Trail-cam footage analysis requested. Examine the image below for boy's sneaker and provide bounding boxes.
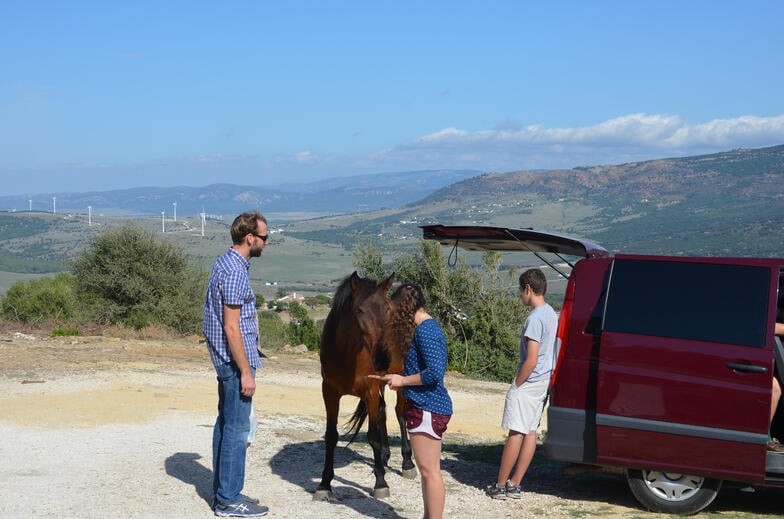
[485,483,506,500]
[505,480,522,499]
[214,500,269,517]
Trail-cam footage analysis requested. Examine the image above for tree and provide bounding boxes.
[71,222,206,333]
[352,240,387,280]
[355,239,528,382]
[0,273,79,324]
[286,301,320,350]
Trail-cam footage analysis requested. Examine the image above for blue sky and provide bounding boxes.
[2,1,783,196]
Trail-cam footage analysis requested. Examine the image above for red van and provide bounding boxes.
[422,224,784,514]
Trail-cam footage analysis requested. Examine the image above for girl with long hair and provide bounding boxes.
[369,283,452,519]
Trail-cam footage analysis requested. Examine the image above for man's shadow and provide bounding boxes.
[165,452,212,506]
[165,442,405,518]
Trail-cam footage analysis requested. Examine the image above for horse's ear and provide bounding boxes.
[379,272,395,293]
[350,271,361,292]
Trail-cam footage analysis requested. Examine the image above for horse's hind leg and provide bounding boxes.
[395,392,416,479]
[314,385,339,501]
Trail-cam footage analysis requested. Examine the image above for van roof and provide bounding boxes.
[420,225,610,259]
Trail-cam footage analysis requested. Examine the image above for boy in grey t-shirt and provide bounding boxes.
[486,268,558,500]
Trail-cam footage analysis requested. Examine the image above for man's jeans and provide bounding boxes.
[213,362,255,505]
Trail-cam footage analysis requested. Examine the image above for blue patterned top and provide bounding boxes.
[403,318,452,415]
[203,248,262,369]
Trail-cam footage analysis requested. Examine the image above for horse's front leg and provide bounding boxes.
[367,393,390,498]
[314,385,339,501]
[379,391,391,468]
[395,391,416,478]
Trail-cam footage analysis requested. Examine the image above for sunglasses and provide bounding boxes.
[252,232,269,242]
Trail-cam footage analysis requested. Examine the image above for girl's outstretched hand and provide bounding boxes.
[368,373,403,390]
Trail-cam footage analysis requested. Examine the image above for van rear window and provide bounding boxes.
[604,259,770,348]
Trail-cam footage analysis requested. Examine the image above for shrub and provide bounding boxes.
[51,327,83,337]
[71,222,206,334]
[257,310,288,349]
[304,294,331,306]
[0,273,79,324]
[354,240,527,382]
[286,301,320,351]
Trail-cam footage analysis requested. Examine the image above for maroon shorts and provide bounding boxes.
[404,402,451,440]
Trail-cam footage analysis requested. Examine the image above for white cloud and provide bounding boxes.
[4,113,784,195]
[415,113,784,149]
[384,113,784,171]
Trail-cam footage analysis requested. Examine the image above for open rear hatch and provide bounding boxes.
[420,224,609,278]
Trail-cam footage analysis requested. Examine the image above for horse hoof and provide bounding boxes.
[401,467,418,479]
[313,489,332,502]
[373,487,390,499]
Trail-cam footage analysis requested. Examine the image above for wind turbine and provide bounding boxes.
[88,206,92,226]
[173,201,177,222]
[200,208,206,237]
[161,211,165,233]
[52,195,56,214]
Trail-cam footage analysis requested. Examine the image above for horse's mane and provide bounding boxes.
[330,274,357,316]
[323,273,381,339]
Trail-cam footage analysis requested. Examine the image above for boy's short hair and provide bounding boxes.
[519,268,547,296]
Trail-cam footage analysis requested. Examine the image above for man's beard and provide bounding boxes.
[250,245,263,258]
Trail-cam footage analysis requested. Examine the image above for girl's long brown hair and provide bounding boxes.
[389,283,425,355]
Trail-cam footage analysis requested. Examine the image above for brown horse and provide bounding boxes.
[314,271,416,501]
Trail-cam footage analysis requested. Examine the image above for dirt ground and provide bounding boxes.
[1,331,783,519]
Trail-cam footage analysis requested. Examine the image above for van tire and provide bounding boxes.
[626,469,721,514]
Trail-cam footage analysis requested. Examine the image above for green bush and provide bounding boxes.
[71,222,207,334]
[0,273,79,324]
[286,301,321,350]
[354,240,528,382]
[304,294,331,306]
[255,294,266,307]
[257,310,288,349]
[122,309,152,330]
[51,327,83,337]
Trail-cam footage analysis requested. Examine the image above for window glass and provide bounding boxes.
[604,259,770,348]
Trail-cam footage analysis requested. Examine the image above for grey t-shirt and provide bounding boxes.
[518,303,558,383]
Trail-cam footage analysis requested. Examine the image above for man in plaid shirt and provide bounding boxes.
[203,210,270,517]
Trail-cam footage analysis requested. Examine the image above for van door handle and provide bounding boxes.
[726,362,767,374]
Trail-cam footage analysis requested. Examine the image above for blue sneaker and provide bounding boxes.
[240,494,260,505]
[214,500,269,517]
[505,480,522,499]
[212,494,260,508]
[485,483,506,500]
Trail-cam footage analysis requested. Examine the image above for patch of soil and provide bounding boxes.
[0,332,780,518]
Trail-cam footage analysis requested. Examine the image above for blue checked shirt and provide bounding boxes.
[203,248,262,369]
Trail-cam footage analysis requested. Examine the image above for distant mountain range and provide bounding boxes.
[0,169,483,219]
[285,144,784,258]
[2,144,783,282]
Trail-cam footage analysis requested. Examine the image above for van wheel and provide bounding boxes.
[626,469,721,514]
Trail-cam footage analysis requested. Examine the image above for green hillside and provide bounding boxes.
[1,144,783,296]
[288,144,784,257]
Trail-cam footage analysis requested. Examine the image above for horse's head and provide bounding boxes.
[349,271,395,352]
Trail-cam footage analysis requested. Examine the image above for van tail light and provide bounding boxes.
[550,275,575,389]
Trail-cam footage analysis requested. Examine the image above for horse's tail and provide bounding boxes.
[345,400,368,445]
[345,388,386,445]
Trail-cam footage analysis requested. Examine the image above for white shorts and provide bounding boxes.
[501,378,549,433]
[404,403,451,440]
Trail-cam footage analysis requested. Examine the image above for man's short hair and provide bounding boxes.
[230,210,267,244]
